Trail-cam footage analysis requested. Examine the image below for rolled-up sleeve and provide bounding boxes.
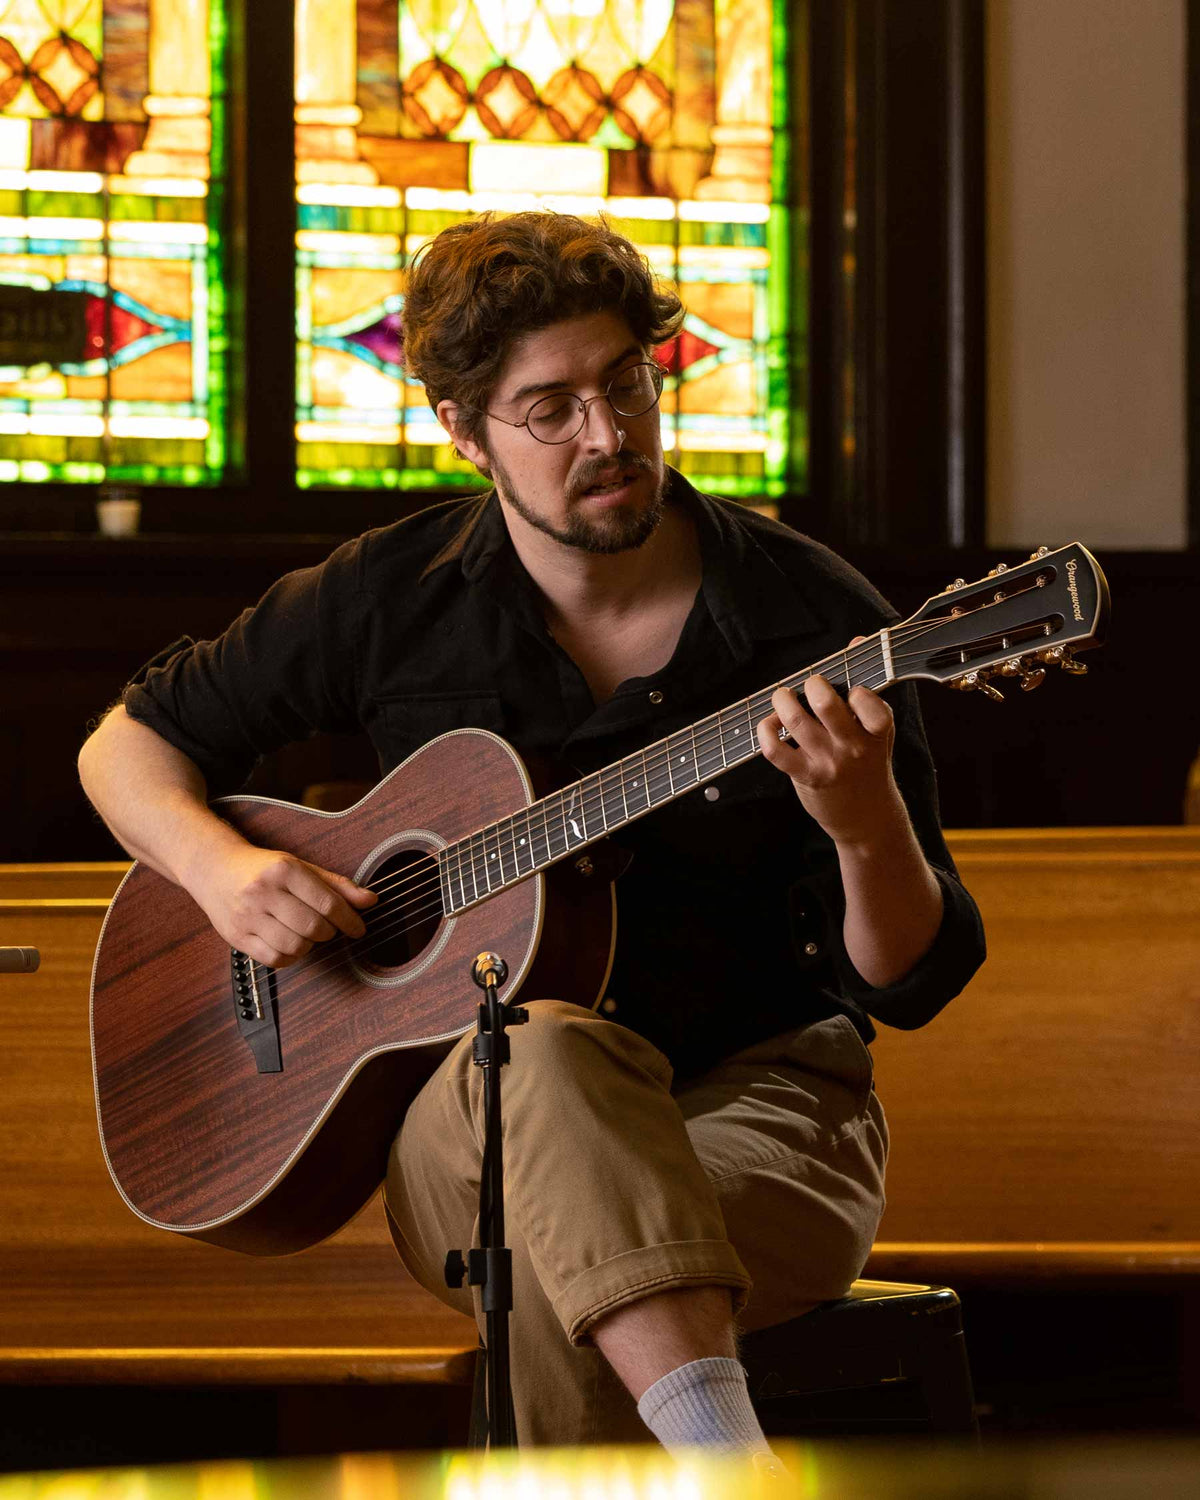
[122,537,366,795]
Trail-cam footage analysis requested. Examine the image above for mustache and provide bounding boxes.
[569,450,656,499]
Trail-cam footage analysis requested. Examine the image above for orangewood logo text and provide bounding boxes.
[1065,559,1084,621]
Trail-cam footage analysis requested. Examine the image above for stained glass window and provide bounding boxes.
[295,0,799,499]
[0,1,232,485]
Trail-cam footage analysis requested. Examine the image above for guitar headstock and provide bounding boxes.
[895,543,1109,699]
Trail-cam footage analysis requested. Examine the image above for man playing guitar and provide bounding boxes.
[79,212,985,1453]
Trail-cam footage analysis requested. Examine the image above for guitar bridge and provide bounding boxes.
[231,949,282,1073]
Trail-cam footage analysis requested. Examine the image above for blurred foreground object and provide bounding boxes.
[3,1439,1200,1499]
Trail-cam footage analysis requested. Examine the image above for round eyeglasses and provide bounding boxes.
[482,361,665,445]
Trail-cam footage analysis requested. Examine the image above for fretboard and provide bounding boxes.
[438,628,896,916]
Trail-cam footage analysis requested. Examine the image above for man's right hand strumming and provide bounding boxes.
[78,705,376,969]
[185,843,377,969]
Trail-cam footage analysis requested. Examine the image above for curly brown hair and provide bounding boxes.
[401,212,684,458]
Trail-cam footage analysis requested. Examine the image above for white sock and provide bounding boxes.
[636,1356,771,1455]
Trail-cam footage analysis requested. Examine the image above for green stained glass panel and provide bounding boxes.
[0,1,235,485]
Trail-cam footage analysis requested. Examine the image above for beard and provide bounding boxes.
[488,447,666,556]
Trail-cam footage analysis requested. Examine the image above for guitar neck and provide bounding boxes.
[438,629,897,916]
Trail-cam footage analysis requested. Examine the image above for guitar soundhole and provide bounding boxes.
[358,848,444,970]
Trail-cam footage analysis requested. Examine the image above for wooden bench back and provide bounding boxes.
[2,828,1197,1379]
[869,828,1200,1280]
[0,864,474,1382]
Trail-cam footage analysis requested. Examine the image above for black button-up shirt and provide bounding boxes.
[124,470,985,1079]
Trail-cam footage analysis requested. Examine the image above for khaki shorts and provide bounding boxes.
[384,1000,888,1446]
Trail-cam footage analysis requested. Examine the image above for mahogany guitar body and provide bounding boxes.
[90,730,616,1255]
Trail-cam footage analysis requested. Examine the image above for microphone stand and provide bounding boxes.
[445,952,527,1448]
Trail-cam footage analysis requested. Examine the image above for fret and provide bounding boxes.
[563,783,586,848]
[748,699,765,754]
[512,809,535,877]
[437,850,453,917]
[598,768,624,830]
[533,799,554,867]
[543,794,565,864]
[666,728,699,794]
[548,789,570,857]
[618,762,630,821]
[638,744,661,807]
[510,814,532,876]
[500,821,518,886]
[453,840,470,909]
[456,840,471,906]
[481,824,500,893]
[578,775,595,839]
[623,751,650,816]
[720,702,753,765]
[594,771,612,833]
[467,834,486,904]
[645,746,667,807]
[487,819,507,885]
[692,721,719,783]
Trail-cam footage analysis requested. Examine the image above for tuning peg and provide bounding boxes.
[1019,667,1046,692]
[1035,644,1089,676]
[952,670,1005,702]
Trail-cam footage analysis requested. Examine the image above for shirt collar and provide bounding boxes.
[677,473,824,657]
[424,469,826,653]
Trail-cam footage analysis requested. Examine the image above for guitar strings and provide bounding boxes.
[261,613,1044,1000]
[297,610,1041,967]
[303,628,905,928]
[343,625,996,950]
[342,609,1023,922]
[252,633,901,997]
[291,611,1042,975]
[341,615,949,915]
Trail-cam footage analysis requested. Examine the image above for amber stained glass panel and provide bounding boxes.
[296,0,799,499]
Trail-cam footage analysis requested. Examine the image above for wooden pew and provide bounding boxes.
[0,863,477,1395]
[866,827,1200,1287]
[2,829,1197,1401]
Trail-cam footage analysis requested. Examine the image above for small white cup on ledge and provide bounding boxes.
[96,486,142,537]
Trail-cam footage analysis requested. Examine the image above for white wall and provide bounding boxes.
[986,0,1187,549]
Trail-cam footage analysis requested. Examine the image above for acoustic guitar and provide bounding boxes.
[91,543,1109,1255]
